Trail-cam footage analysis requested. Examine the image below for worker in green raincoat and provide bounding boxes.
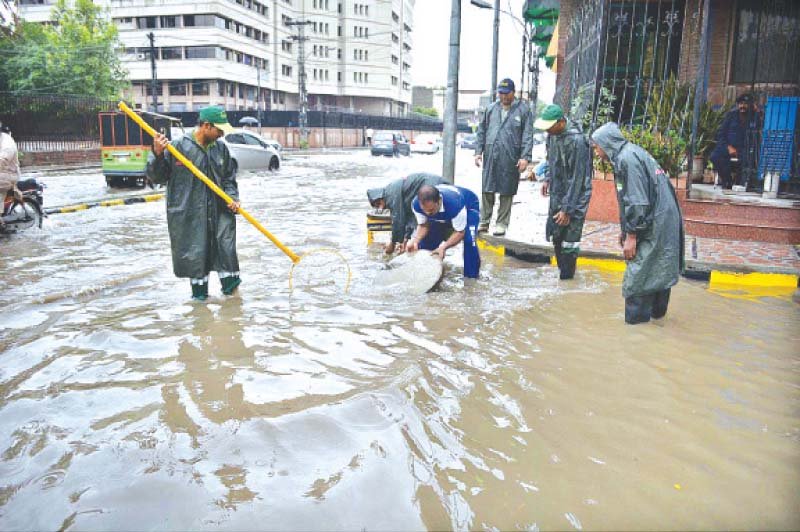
[590,122,685,324]
[534,104,593,280]
[367,172,447,254]
[146,106,241,301]
[474,78,534,236]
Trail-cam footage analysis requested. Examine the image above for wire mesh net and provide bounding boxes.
[288,248,352,295]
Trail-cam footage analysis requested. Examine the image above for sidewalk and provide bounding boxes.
[465,177,800,286]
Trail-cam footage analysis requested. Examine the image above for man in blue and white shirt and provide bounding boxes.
[407,184,481,278]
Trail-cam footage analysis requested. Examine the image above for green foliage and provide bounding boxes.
[299,139,309,150]
[570,84,617,132]
[622,126,687,179]
[0,0,128,99]
[412,106,439,118]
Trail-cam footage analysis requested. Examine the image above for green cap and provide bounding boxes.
[198,106,234,135]
[534,104,565,130]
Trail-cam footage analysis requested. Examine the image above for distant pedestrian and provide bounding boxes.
[709,93,761,189]
[366,127,374,146]
[591,122,685,325]
[406,184,481,279]
[474,78,534,236]
[0,121,21,206]
[367,172,447,254]
[146,106,241,301]
[534,104,593,280]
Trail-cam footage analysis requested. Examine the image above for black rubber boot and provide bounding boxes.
[652,288,671,319]
[625,294,655,324]
[221,276,241,295]
[191,282,208,301]
[559,253,578,280]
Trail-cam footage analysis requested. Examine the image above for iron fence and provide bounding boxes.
[556,0,800,194]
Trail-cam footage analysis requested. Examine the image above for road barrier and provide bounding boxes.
[45,193,164,215]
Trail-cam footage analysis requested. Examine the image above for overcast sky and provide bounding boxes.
[410,0,555,102]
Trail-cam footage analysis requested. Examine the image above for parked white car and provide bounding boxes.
[410,133,442,154]
[219,130,281,171]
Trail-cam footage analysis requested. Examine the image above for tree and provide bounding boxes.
[413,106,439,118]
[0,0,128,99]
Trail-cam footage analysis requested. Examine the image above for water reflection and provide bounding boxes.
[0,152,798,530]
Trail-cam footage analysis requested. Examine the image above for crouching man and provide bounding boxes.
[590,123,685,324]
[406,184,481,279]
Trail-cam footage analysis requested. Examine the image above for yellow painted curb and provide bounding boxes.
[60,205,89,213]
[144,194,164,202]
[478,239,505,257]
[100,199,125,207]
[550,255,627,273]
[710,271,798,289]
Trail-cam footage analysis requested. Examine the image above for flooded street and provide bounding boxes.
[1,150,798,530]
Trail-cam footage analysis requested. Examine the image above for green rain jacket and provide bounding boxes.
[367,173,446,244]
[591,123,685,298]
[544,119,593,243]
[475,99,534,196]
[146,132,240,279]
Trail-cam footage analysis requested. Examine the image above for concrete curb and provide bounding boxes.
[45,193,164,215]
[477,235,800,290]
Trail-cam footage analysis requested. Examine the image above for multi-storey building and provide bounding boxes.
[18,0,414,115]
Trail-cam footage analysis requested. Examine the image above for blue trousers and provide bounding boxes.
[418,187,481,279]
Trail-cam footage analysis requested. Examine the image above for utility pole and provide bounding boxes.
[148,32,158,112]
[442,0,461,184]
[287,20,312,146]
[490,0,500,101]
[256,62,262,135]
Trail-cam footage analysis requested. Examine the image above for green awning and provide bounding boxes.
[523,0,559,23]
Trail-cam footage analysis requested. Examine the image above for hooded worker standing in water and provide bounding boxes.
[590,122,685,324]
[534,104,593,280]
[147,106,241,301]
[367,173,447,254]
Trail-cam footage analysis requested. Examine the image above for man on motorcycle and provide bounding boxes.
[0,122,21,208]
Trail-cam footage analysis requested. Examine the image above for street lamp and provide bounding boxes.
[471,0,500,102]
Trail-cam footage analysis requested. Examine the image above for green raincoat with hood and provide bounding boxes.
[367,173,446,245]
[590,123,684,298]
[475,99,534,195]
[146,133,240,279]
[544,119,593,244]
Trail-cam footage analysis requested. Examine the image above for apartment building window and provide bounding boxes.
[281,40,293,52]
[364,5,368,16]
[239,85,244,98]
[325,23,329,34]
[136,16,157,29]
[192,81,210,96]
[364,73,368,84]
[403,82,410,91]
[169,83,187,96]
[364,50,368,61]
[337,48,342,59]
[281,64,293,77]
[391,55,398,65]
[145,83,162,96]
[353,49,357,60]
[364,27,368,39]
[161,47,182,60]
[160,15,177,28]
[282,14,291,26]
[392,33,399,44]
[218,81,226,97]
[391,76,398,86]
[402,62,409,72]
[338,71,342,82]
[185,46,218,59]
[392,11,399,23]
[337,25,342,36]
[338,2,342,14]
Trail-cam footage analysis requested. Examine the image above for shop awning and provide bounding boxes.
[523,0,559,71]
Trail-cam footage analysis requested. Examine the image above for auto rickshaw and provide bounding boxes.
[98,109,184,188]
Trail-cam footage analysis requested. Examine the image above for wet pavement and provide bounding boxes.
[1,150,799,530]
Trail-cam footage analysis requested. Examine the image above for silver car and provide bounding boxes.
[220,130,281,171]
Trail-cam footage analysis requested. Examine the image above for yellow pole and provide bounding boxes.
[118,101,301,264]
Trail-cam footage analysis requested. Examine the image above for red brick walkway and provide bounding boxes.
[580,221,800,272]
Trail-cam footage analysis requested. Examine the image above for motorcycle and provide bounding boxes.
[1,178,44,234]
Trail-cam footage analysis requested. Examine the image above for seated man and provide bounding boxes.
[367,173,446,254]
[406,184,481,279]
[709,93,760,189]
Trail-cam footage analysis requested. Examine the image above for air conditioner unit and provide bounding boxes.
[136,53,147,60]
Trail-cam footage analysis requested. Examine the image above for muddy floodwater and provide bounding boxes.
[1,150,798,530]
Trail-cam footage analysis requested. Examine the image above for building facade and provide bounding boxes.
[19,0,414,115]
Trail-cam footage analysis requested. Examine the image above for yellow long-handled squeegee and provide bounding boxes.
[118,101,351,292]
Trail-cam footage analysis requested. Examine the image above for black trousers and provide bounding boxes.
[553,240,578,280]
[625,288,672,324]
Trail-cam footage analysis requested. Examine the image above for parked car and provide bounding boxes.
[261,138,283,153]
[410,133,442,154]
[371,131,411,157]
[460,133,479,150]
[219,130,281,171]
